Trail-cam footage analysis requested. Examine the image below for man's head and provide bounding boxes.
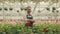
[26,6,31,14]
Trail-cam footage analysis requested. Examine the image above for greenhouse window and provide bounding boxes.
[17,10,19,12]
[21,8,23,11]
[0,8,2,11]
[46,7,50,11]
[4,8,8,11]
[25,8,27,11]
[9,8,13,11]
[52,7,56,10]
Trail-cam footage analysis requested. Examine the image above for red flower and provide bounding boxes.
[43,28,48,32]
[25,21,30,26]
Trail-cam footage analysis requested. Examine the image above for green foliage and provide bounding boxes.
[0,23,60,34]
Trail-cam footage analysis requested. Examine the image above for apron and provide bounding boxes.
[25,14,33,27]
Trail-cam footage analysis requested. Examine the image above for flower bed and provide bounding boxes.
[0,23,60,34]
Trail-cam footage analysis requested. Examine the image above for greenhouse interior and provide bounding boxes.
[0,0,60,34]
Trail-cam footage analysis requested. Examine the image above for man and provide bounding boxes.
[25,6,35,28]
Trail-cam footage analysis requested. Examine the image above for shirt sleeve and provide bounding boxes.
[32,14,35,20]
[23,14,30,24]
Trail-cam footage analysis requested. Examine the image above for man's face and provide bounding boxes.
[27,8,31,14]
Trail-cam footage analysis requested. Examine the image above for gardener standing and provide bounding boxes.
[25,6,35,28]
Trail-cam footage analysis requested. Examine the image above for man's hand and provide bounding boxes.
[28,19,35,23]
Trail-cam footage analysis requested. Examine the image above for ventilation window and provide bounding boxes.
[9,8,13,11]
[52,7,56,10]
[46,8,50,11]
[21,8,24,10]
[17,10,19,12]
[4,8,8,11]
[21,8,23,11]
[0,8,2,11]
[25,8,27,11]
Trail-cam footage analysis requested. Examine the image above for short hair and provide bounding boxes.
[26,6,31,9]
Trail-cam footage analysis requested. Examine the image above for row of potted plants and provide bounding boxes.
[0,23,60,34]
